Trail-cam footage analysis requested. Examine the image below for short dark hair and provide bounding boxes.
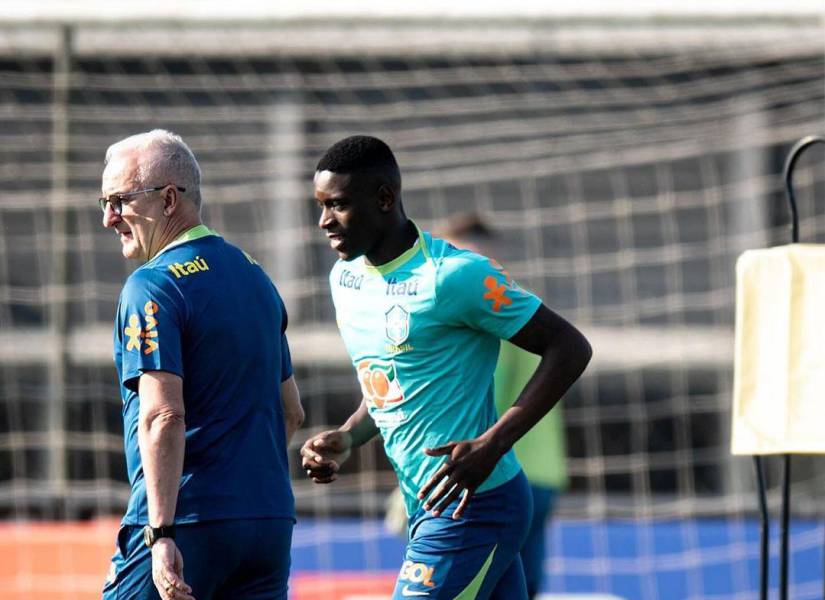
[316,135,399,178]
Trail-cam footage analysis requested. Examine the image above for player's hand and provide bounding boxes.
[300,430,353,484]
[151,538,194,600]
[417,438,501,520]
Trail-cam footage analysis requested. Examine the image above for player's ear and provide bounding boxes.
[376,184,396,213]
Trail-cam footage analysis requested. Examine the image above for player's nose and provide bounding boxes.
[318,205,335,229]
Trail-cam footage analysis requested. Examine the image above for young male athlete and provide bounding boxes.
[101,130,302,600]
[301,136,591,599]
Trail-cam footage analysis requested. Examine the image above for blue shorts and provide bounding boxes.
[521,484,559,598]
[102,518,293,600]
[392,470,532,600]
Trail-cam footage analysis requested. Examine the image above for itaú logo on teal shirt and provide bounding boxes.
[385,276,420,296]
[357,358,404,409]
[338,269,364,290]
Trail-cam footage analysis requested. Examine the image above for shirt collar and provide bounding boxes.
[364,222,429,275]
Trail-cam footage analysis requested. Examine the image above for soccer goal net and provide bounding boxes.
[0,10,823,599]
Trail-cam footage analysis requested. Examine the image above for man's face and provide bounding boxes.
[314,170,382,261]
[101,153,165,261]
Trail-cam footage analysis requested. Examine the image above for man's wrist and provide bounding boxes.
[335,427,355,448]
[143,524,176,548]
[480,429,512,459]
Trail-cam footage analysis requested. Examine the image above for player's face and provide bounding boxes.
[314,169,383,261]
[101,153,166,262]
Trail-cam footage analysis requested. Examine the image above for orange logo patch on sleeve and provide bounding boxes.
[124,315,142,352]
[483,275,513,313]
[124,300,160,354]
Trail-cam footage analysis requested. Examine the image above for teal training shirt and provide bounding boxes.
[330,226,542,517]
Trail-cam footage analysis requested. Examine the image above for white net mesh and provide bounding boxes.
[0,17,824,599]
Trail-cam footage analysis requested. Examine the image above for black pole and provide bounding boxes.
[754,456,769,600]
[779,454,791,600]
[778,135,824,600]
[782,135,825,246]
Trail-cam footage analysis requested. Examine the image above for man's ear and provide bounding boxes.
[377,184,396,212]
[162,185,179,217]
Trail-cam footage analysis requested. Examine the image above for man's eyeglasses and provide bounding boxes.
[98,185,186,215]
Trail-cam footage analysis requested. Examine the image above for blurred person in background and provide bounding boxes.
[301,135,590,600]
[100,129,302,600]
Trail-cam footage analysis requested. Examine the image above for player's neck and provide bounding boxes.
[364,219,417,267]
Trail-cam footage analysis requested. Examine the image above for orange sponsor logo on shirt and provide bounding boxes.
[124,300,160,355]
[482,259,520,313]
[357,359,404,409]
[483,276,513,313]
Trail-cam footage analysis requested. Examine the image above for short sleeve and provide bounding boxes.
[436,252,542,340]
[115,270,186,391]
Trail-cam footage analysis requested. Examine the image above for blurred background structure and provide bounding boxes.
[0,2,824,599]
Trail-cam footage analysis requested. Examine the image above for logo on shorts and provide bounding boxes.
[385,304,410,345]
[124,300,160,355]
[357,358,404,409]
[398,560,437,593]
[402,586,430,597]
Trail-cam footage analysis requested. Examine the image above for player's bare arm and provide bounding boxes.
[301,398,378,483]
[419,304,591,519]
[280,375,305,443]
[138,370,194,600]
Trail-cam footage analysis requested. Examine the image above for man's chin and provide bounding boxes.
[331,241,355,261]
[121,242,143,261]
[339,248,365,261]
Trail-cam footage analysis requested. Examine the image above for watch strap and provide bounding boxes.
[144,524,176,547]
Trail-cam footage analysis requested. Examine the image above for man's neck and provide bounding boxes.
[364,219,418,267]
[147,216,202,261]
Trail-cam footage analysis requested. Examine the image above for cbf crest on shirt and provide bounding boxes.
[329,226,542,517]
[384,304,410,346]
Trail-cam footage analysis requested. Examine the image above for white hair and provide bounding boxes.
[105,129,202,208]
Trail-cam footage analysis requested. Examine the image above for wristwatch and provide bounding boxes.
[143,524,176,548]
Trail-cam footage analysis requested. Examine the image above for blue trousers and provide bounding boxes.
[102,518,293,600]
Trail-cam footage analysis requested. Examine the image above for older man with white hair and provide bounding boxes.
[100,130,303,600]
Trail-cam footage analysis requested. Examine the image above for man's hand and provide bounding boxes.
[300,430,353,483]
[151,538,194,600]
[417,438,502,520]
